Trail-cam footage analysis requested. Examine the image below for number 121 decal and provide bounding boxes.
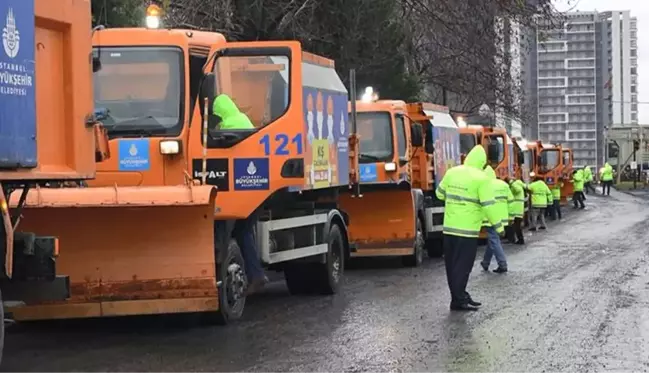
[259,133,303,156]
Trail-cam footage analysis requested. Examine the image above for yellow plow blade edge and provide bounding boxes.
[8,186,219,320]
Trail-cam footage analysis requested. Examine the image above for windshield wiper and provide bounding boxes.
[110,115,158,129]
[359,154,382,162]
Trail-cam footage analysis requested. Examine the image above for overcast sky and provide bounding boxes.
[554,0,648,124]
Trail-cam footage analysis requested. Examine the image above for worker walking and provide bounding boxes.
[600,163,614,196]
[506,178,525,245]
[548,180,562,220]
[583,166,596,195]
[572,169,586,209]
[436,145,503,312]
[528,175,551,231]
[480,166,509,273]
[213,93,268,294]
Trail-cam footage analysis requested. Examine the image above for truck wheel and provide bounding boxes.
[316,223,345,294]
[426,238,444,258]
[204,239,246,325]
[284,223,345,295]
[284,264,311,295]
[403,219,425,267]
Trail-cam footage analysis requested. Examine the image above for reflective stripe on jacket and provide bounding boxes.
[601,163,613,181]
[481,166,510,227]
[508,179,525,218]
[436,145,504,237]
[528,180,552,208]
[573,169,584,192]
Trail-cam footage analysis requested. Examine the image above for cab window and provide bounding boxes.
[395,115,407,162]
[563,151,571,167]
[485,135,505,166]
[212,55,289,128]
[356,111,394,163]
[459,133,476,154]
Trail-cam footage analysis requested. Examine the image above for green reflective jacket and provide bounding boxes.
[551,182,562,200]
[436,145,503,237]
[583,166,593,182]
[481,166,510,227]
[600,163,613,181]
[529,180,552,208]
[212,94,254,130]
[573,169,584,192]
[508,179,525,219]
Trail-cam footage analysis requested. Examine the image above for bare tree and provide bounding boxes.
[401,0,572,121]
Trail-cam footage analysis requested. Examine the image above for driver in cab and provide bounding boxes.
[213,93,255,130]
[212,93,267,294]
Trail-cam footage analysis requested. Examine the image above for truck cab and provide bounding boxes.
[459,125,510,180]
[525,141,564,189]
[351,100,414,184]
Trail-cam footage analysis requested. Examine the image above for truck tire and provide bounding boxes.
[426,237,444,258]
[204,239,246,325]
[284,223,345,295]
[403,219,425,267]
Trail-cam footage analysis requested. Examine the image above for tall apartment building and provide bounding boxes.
[526,11,638,168]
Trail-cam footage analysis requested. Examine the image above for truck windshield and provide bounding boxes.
[539,150,560,172]
[459,133,476,154]
[93,46,183,136]
[356,111,393,163]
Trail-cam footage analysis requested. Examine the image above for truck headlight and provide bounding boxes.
[160,140,181,155]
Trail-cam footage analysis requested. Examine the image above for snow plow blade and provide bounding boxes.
[7,186,218,320]
[340,189,416,257]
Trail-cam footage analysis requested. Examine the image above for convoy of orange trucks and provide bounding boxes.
[0,1,580,362]
[341,99,459,262]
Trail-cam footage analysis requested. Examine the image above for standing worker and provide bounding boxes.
[436,145,503,312]
[572,169,586,209]
[548,180,563,221]
[213,93,269,294]
[506,178,526,245]
[583,166,596,195]
[528,174,551,231]
[480,166,509,274]
[600,162,614,196]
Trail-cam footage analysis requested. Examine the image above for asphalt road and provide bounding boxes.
[4,189,649,372]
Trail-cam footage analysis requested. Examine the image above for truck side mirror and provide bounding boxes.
[518,150,524,164]
[200,73,221,129]
[201,72,216,114]
[410,123,423,147]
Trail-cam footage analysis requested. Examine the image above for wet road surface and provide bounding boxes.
[4,190,649,371]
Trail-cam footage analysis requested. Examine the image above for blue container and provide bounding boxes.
[0,0,36,169]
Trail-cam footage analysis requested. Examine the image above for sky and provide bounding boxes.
[554,0,649,124]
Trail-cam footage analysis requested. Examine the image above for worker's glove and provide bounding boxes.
[498,229,506,238]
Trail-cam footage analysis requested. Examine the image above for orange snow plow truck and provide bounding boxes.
[8,24,359,324]
[0,0,110,362]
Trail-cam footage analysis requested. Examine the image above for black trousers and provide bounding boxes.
[549,200,561,220]
[573,191,585,208]
[506,217,524,243]
[602,180,612,195]
[443,234,478,304]
[584,182,596,194]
